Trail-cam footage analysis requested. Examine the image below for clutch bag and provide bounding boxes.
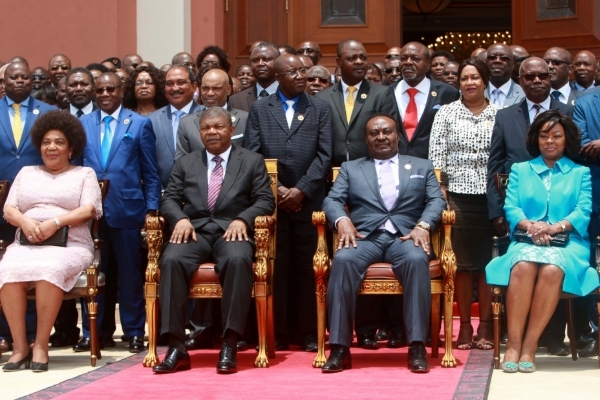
[513,229,569,248]
[19,226,69,247]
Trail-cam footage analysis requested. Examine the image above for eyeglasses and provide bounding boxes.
[487,55,512,62]
[200,60,220,67]
[95,85,121,94]
[165,80,191,88]
[442,71,459,76]
[31,75,47,80]
[298,48,318,55]
[307,77,329,84]
[134,80,155,87]
[51,65,70,71]
[278,67,309,77]
[384,67,400,74]
[384,54,400,60]
[544,59,570,66]
[520,72,550,81]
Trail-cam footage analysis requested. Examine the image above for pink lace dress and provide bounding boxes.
[0,166,103,292]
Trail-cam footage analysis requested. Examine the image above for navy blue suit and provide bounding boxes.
[80,107,161,338]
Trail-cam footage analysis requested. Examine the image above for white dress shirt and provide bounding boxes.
[70,102,94,116]
[395,78,431,121]
[525,96,552,123]
[206,145,232,181]
[551,82,572,104]
[100,106,121,142]
[340,79,363,103]
[487,80,512,108]
[256,81,279,98]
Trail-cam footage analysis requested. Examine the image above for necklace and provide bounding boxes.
[464,100,488,116]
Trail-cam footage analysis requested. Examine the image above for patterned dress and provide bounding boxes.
[0,166,103,292]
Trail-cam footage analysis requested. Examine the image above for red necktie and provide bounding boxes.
[403,88,418,141]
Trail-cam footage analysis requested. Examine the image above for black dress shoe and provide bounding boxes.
[129,336,145,353]
[408,343,430,373]
[2,351,32,371]
[103,335,116,348]
[50,333,79,348]
[547,341,570,356]
[120,335,128,342]
[0,340,12,353]
[31,360,49,373]
[152,347,191,373]
[375,328,390,341]
[237,340,249,352]
[185,336,214,350]
[387,332,407,348]
[73,338,104,352]
[579,340,599,357]
[216,344,238,374]
[357,335,379,350]
[322,345,352,373]
[301,335,318,352]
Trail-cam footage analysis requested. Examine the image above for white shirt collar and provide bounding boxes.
[400,77,430,95]
[222,102,228,110]
[525,96,552,112]
[340,79,363,93]
[489,79,512,96]
[170,100,194,115]
[70,102,94,116]
[373,153,399,165]
[206,145,233,165]
[256,81,279,96]
[554,82,572,103]
[100,105,121,122]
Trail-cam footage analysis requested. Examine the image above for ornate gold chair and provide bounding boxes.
[0,179,109,367]
[312,168,458,368]
[143,159,277,368]
[490,173,600,369]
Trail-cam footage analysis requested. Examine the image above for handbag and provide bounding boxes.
[513,229,569,247]
[19,226,69,247]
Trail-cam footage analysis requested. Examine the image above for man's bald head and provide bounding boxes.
[305,65,331,96]
[471,48,486,58]
[200,68,231,108]
[486,43,514,86]
[573,50,597,90]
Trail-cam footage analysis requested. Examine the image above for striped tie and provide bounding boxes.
[12,104,23,148]
[207,156,224,211]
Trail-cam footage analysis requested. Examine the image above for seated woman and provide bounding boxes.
[486,110,600,373]
[0,111,102,372]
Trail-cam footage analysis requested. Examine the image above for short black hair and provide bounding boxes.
[278,45,297,55]
[364,112,400,135]
[526,109,581,159]
[432,50,456,62]
[235,64,252,75]
[366,64,382,79]
[458,58,490,87]
[65,67,94,86]
[200,107,232,127]
[195,45,231,73]
[85,63,109,73]
[336,39,362,58]
[33,84,57,103]
[166,65,197,84]
[30,110,87,161]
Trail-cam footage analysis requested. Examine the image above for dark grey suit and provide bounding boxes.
[158,146,275,341]
[229,86,258,112]
[323,155,446,347]
[176,106,247,159]
[317,80,400,166]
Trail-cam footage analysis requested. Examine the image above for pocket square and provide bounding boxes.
[432,104,441,110]
[409,175,424,179]
[123,133,133,140]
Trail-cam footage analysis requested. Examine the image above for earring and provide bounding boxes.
[69,153,72,160]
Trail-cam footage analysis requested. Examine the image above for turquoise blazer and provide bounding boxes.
[486,156,599,296]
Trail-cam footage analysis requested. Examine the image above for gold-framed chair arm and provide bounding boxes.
[312,210,330,368]
[253,215,272,367]
[143,214,164,367]
[440,209,458,368]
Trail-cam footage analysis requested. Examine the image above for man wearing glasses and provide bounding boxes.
[245,54,333,352]
[30,67,50,95]
[47,54,71,87]
[543,47,580,106]
[485,43,525,108]
[80,72,161,354]
[305,65,331,96]
[297,41,322,66]
[441,61,459,89]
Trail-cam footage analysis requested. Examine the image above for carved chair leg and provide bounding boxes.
[565,299,578,361]
[492,289,502,369]
[87,296,101,367]
[313,287,328,368]
[266,292,275,359]
[254,282,269,368]
[431,293,441,358]
[143,282,160,367]
[441,279,457,367]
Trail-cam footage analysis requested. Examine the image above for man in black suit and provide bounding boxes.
[487,57,575,356]
[229,43,280,112]
[245,55,333,351]
[316,39,399,166]
[543,47,580,106]
[152,107,275,374]
[391,42,459,159]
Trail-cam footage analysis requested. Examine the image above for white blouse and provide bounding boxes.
[428,100,499,194]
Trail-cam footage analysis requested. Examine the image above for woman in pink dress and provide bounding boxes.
[0,111,102,372]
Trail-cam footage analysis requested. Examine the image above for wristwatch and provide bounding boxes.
[416,221,430,231]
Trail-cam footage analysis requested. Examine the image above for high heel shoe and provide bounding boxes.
[2,351,32,372]
[31,360,49,373]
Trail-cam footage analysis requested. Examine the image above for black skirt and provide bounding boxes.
[447,192,494,272]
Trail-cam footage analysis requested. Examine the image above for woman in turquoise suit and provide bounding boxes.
[486,109,599,373]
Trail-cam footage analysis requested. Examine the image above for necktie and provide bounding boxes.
[259,89,269,98]
[207,156,224,211]
[345,86,356,124]
[403,88,419,141]
[380,160,397,210]
[172,110,185,147]
[551,90,562,101]
[12,104,22,148]
[532,104,541,121]
[285,100,295,129]
[491,89,501,106]
[101,116,114,168]
[76,109,84,118]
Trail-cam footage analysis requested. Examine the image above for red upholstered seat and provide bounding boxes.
[364,260,441,280]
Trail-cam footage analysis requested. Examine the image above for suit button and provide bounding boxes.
[15,155,20,159]
[287,140,291,144]
[346,140,350,145]
[210,215,214,219]
[408,146,412,150]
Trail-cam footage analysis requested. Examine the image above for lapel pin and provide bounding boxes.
[33,109,39,115]
[361,93,367,99]
[571,100,575,106]
[124,118,130,125]
[431,91,437,97]
[298,115,304,121]
[231,116,236,122]
[404,164,412,170]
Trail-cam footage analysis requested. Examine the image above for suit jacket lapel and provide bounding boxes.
[331,83,348,130]
[105,108,130,168]
[413,83,437,139]
[517,100,530,136]
[229,108,241,129]
[248,87,258,109]
[90,111,103,167]
[19,98,38,153]
[161,107,176,156]
[395,157,412,205]
[268,95,289,132]
[213,146,242,211]
[195,151,209,211]
[360,158,387,210]
[349,80,369,126]
[288,93,310,136]
[0,99,16,151]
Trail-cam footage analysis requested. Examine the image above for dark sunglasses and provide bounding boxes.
[95,85,121,94]
[442,71,459,76]
[487,55,512,62]
[384,67,400,74]
[521,72,550,81]
[31,74,47,80]
[543,59,570,66]
[307,77,329,84]
[51,65,70,71]
[384,54,399,60]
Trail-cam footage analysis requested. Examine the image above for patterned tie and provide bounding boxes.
[207,156,224,212]
[172,110,185,147]
[532,104,541,121]
[551,90,562,101]
[403,88,419,141]
[101,116,114,168]
[345,86,356,124]
[12,103,22,148]
[380,160,397,210]
[76,109,84,118]
[259,89,269,98]
[491,89,501,107]
[285,100,295,129]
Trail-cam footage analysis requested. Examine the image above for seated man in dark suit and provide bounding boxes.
[152,107,275,374]
[322,113,446,373]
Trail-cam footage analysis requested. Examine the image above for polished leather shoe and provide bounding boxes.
[387,332,407,348]
[408,343,430,373]
[300,336,318,352]
[152,347,191,373]
[216,344,238,374]
[185,335,214,350]
[357,335,379,350]
[73,338,104,352]
[237,340,249,352]
[578,340,599,357]
[0,339,12,353]
[547,341,570,356]
[375,328,390,341]
[129,336,145,353]
[50,333,79,348]
[322,345,352,373]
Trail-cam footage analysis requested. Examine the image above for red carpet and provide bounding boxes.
[28,320,491,400]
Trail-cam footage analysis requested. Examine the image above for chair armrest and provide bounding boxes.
[144,215,165,283]
[312,211,330,302]
[253,216,273,283]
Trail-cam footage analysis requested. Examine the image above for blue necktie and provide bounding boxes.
[101,115,114,168]
[172,110,185,147]
[551,90,562,101]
